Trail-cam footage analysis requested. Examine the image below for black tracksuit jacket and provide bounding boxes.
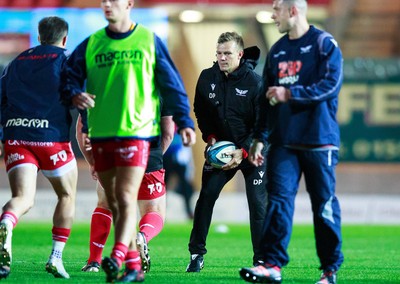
[189,47,267,263]
[193,46,263,155]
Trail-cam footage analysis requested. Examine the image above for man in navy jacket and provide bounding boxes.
[240,1,344,284]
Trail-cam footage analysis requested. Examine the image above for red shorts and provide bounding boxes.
[138,169,166,200]
[3,140,76,177]
[91,140,150,172]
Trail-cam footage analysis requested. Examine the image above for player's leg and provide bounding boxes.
[0,165,38,279]
[96,139,149,283]
[186,164,235,272]
[2,165,38,217]
[301,150,343,281]
[239,146,300,283]
[164,148,195,219]
[172,147,196,219]
[259,146,300,267]
[137,197,166,243]
[0,142,39,279]
[44,155,77,279]
[112,166,144,254]
[175,161,195,219]
[100,166,145,282]
[95,168,121,283]
[135,169,167,273]
[82,182,112,272]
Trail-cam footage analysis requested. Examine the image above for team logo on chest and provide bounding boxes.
[278,60,302,85]
[235,88,248,97]
[300,45,312,54]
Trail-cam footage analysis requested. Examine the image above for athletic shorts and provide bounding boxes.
[91,140,150,172]
[3,140,76,178]
[138,169,166,200]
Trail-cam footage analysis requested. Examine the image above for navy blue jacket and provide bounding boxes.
[0,45,72,142]
[255,25,343,147]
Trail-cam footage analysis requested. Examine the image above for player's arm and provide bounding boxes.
[0,64,9,157]
[76,114,97,180]
[154,35,195,146]
[76,114,94,166]
[287,35,343,104]
[160,115,174,154]
[193,75,218,144]
[60,37,95,110]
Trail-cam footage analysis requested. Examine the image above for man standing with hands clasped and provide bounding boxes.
[186,31,267,272]
[239,0,344,284]
[61,0,196,282]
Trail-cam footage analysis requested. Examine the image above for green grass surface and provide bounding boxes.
[4,222,400,283]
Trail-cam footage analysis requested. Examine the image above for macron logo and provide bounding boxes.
[211,84,216,91]
[258,171,265,178]
[6,118,49,129]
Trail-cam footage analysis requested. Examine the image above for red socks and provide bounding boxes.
[111,242,128,268]
[52,227,71,242]
[138,212,164,242]
[0,211,18,228]
[85,209,163,268]
[125,250,142,271]
[88,207,113,263]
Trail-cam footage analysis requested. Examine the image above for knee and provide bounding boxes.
[199,187,218,200]
[57,191,76,203]
[9,195,35,214]
[115,195,131,208]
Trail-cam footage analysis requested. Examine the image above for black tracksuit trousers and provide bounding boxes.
[188,159,267,264]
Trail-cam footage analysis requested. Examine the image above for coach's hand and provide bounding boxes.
[204,137,216,160]
[248,139,264,166]
[222,149,243,170]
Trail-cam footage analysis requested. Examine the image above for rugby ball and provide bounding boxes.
[207,141,237,169]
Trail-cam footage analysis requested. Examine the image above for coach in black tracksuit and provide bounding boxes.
[186,32,267,272]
